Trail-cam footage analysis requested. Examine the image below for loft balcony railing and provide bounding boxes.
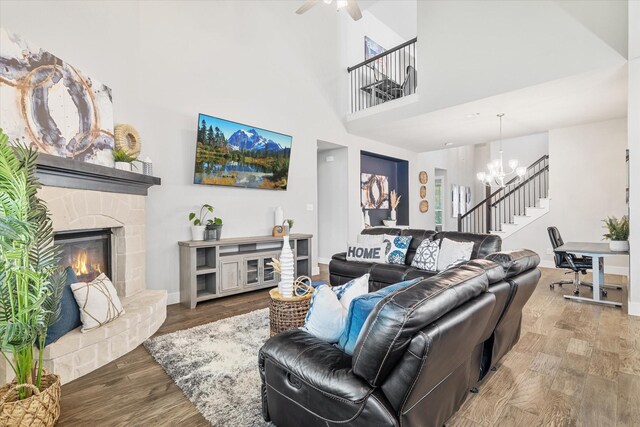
[347,37,417,114]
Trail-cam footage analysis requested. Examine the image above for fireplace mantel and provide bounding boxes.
[36,152,161,196]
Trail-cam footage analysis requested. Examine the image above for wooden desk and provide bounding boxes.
[554,242,628,308]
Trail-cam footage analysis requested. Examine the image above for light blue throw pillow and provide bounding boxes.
[337,277,423,355]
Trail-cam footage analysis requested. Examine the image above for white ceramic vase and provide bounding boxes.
[278,235,295,297]
[390,209,397,221]
[609,240,629,252]
[191,225,205,241]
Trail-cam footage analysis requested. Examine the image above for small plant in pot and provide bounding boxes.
[189,204,214,241]
[0,129,66,425]
[206,217,223,241]
[602,215,629,252]
[112,148,136,171]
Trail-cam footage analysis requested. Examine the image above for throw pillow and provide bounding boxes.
[346,243,387,264]
[302,285,347,343]
[337,277,423,355]
[302,274,370,343]
[436,238,474,271]
[357,233,384,245]
[71,273,125,332]
[411,239,440,271]
[383,234,413,265]
[332,273,370,310]
[42,267,82,347]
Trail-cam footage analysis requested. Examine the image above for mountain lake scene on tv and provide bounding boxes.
[193,114,292,190]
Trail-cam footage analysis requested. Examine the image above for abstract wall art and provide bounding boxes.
[0,28,115,166]
[361,173,389,209]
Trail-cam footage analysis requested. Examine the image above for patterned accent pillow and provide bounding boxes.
[411,239,440,271]
[71,273,125,332]
[383,234,413,265]
[436,238,474,271]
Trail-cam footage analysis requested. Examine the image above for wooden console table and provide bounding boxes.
[178,234,313,309]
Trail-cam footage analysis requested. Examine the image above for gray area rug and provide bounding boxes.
[144,309,270,426]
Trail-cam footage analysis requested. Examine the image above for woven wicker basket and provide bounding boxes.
[269,288,312,337]
[0,371,61,427]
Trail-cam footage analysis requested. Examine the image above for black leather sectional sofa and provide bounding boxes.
[259,228,540,427]
[330,228,502,290]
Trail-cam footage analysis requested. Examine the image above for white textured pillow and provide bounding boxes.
[411,239,440,271]
[357,233,384,245]
[71,274,124,332]
[436,238,474,271]
[332,273,370,310]
[302,274,370,343]
[302,285,347,342]
[346,243,387,264]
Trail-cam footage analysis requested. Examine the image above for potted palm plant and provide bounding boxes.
[602,215,630,252]
[0,129,66,426]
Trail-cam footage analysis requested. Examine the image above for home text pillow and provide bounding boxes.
[436,238,474,271]
[357,233,384,245]
[383,234,413,265]
[337,277,423,355]
[302,285,347,343]
[43,267,82,347]
[346,243,387,264]
[71,273,125,332]
[411,239,440,271]
[302,274,370,343]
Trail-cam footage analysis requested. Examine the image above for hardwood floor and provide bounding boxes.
[57,267,640,426]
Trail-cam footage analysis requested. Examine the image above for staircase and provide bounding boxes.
[458,155,549,238]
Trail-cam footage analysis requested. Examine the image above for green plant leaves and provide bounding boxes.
[602,215,629,241]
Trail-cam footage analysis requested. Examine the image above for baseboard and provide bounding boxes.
[628,301,640,317]
[167,291,180,305]
[538,260,629,277]
[317,257,331,265]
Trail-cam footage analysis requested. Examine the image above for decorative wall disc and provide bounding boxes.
[419,200,429,213]
[114,124,141,157]
[420,185,427,199]
[419,171,428,184]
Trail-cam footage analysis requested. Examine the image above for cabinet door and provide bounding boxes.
[219,257,242,293]
[261,254,279,287]
[244,257,261,288]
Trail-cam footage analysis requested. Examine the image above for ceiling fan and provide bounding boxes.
[296,0,363,21]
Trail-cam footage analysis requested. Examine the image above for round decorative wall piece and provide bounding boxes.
[419,200,429,213]
[419,171,428,184]
[114,124,141,157]
[420,185,427,199]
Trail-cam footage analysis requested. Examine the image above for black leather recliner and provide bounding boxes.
[259,249,541,427]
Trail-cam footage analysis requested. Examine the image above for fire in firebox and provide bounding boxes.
[71,250,104,280]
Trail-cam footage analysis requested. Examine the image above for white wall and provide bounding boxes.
[503,118,629,272]
[0,1,421,303]
[627,0,640,315]
[317,146,348,264]
[416,145,479,231]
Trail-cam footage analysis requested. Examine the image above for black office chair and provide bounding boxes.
[547,226,600,296]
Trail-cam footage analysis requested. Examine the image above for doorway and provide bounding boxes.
[317,141,349,265]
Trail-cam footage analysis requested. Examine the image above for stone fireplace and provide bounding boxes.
[0,156,166,385]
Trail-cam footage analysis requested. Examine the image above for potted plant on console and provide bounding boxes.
[112,148,136,171]
[0,129,66,426]
[189,203,216,241]
[206,217,223,241]
[603,215,629,252]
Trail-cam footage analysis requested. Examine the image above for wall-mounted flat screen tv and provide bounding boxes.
[193,113,292,190]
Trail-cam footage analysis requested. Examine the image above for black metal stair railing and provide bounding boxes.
[347,38,417,113]
[458,155,549,234]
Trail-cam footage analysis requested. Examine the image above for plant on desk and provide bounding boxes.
[602,215,629,252]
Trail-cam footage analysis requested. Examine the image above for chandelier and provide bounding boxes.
[477,114,526,188]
